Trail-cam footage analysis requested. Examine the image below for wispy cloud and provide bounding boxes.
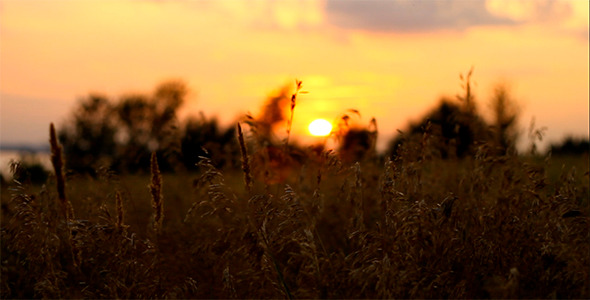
[486,0,572,23]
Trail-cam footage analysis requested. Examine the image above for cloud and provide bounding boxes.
[324,0,576,32]
[325,0,515,32]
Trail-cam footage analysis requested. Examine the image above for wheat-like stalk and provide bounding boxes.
[115,191,127,233]
[237,122,252,193]
[49,123,81,270]
[149,152,163,235]
[285,80,302,148]
[49,123,74,220]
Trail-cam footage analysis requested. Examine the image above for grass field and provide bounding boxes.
[1,125,588,299]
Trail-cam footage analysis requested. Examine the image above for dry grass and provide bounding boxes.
[1,114,589,299]
[49,123,73,221]
[237,122,252,194]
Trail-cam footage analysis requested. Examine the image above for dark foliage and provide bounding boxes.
[10,161,49,185]
[388,99,489,159]
[180,116,240,170]
[339,128,375,163]
[388,73,519,160]
[58,95,117,175]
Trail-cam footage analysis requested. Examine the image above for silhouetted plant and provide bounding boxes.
[337,116,378,163]
[457,67,477,114]
[489,84,520,155]
[8,156,49,185]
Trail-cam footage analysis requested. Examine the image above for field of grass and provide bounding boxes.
[1,123,588,299]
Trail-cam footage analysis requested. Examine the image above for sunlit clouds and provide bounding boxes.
[0,0,588,150]
[486,0,573,23]
[195,0,326,30]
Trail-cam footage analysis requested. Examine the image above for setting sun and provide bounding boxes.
[308,118,332,136]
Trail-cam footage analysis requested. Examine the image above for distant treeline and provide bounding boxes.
[51,72,588,176]
[57,80,240,175]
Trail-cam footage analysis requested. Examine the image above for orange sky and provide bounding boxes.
[1,0,588,151]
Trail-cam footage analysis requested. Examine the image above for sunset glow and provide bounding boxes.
[308,119,332,136]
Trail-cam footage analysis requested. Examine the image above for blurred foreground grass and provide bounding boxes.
[1,149,588,298]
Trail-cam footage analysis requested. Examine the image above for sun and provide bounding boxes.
[308,119,332,136]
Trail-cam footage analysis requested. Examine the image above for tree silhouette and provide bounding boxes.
[246,84,292,146]
[114,94,154,171]
[387,98,489,160]
[59,80,191,174]
[58,94,117,174]
[386,70,523,160]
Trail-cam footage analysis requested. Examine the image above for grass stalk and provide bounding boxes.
[49,123,73,220]
[284,80,302,148]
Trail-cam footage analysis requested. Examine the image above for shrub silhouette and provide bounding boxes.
[337,119,378,163]
[9,159,49,185]
[550,136,590,155]
[489,84,519,155]
[180,115,239,170]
